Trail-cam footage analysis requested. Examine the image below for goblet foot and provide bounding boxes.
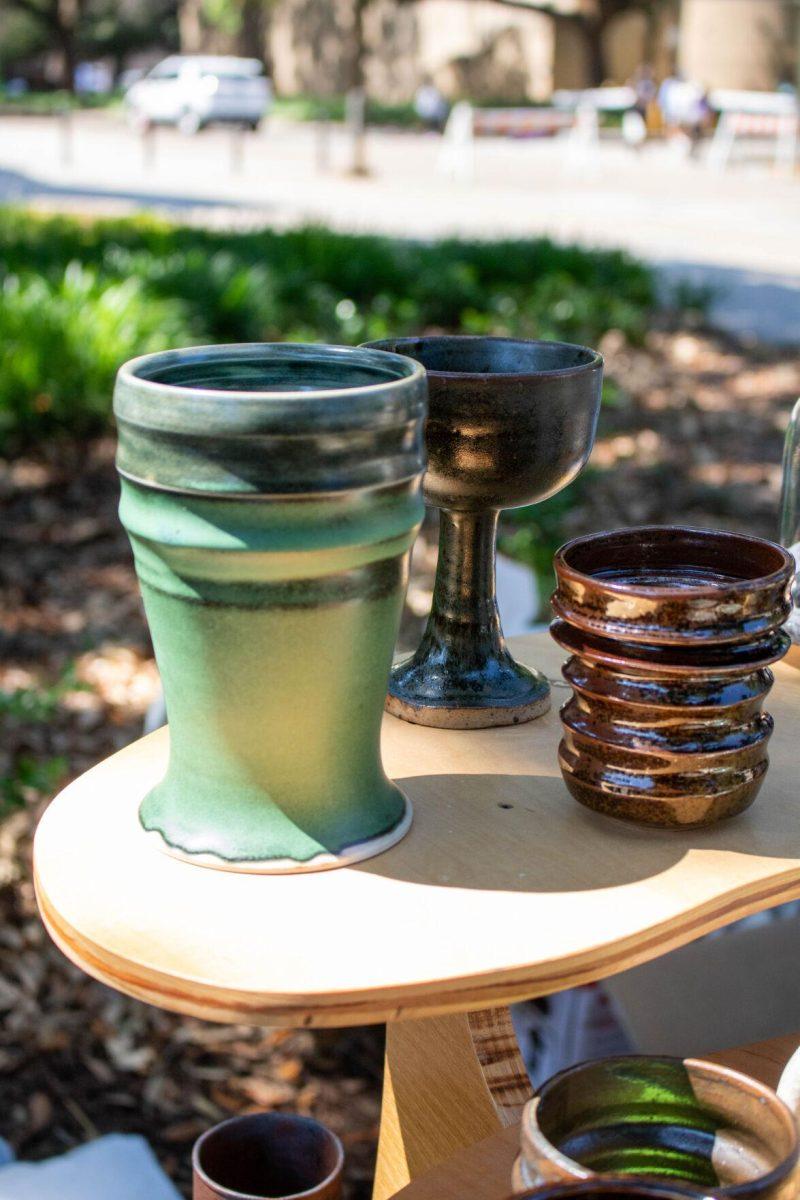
[386,653,551,729]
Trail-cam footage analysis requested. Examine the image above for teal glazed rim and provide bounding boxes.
[114,342,428,497]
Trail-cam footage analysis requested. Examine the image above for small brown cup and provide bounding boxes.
[551,526,794,827]
[514,1056,800,1200]
[193,1113,344,1200]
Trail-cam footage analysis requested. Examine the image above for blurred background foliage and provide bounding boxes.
[0,208,655,447]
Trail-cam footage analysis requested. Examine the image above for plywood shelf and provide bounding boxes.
[33,633,800,1028]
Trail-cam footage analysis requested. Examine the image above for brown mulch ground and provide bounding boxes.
[0,327,798,1196]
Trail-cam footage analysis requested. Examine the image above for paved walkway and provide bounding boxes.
[0,112,797,344]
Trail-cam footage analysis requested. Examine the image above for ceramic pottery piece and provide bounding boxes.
[193,1113,343,1200]
[778,397,800,644]
[514,1055,800,1200]
[551,526,793,828]
[363,336,603,729]
[115,343,426,872]
[512,1183,714,1200]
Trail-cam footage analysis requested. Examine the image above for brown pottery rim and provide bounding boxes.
[365,335,604,381]
[192,1114,345,1200]
[554,526,794,602]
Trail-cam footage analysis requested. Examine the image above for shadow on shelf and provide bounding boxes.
[352,771,800,894]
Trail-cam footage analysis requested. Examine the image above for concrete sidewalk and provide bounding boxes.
[0,112,797,345]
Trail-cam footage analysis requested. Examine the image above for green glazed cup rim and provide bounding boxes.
[116,342,427,430]
[114,342,428,496]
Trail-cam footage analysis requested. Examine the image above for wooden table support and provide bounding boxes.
[374,1006,531,1200]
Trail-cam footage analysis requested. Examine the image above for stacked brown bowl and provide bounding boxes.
[551,526,794,828]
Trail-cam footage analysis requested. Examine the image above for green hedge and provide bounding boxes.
[0,209,656,449]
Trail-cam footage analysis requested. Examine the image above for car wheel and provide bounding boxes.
[178,109,203,136]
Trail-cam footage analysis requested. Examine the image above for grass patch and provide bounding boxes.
[0,208,656,449]
[273,94,420,127]
[0,88,119,115]
[0,209,669,602]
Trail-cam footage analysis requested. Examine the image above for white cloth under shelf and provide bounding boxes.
[0,1134,180,1200]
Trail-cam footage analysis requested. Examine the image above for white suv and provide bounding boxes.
[126,55,272,134]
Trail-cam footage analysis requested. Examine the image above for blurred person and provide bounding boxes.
[630,63,657,117]
[75,61,113,94]
[414,78,449,132]
[622,107,648,150]
[658,71,711,155]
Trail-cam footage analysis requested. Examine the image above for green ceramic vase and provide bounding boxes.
[114,343,427,872]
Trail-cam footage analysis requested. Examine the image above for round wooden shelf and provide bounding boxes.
[33,633,800,1028]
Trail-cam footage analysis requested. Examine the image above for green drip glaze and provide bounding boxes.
[122,477,422,864]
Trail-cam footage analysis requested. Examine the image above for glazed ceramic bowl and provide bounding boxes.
[551,526,793,827]
[511,1183,715,1200]
[552,527,793,647]
[115,343,427,872]
[193,1112,344,1200]
[514,1056,800,1200]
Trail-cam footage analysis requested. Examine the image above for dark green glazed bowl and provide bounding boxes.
[515,1056,799,1200]
[115,343,427,873]
[512,1184,715,1200]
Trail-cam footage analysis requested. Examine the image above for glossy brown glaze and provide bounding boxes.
[193,1113,344,1200]
[364,336,603,728]
[551,527,793,828]
[514,1056,800,1200]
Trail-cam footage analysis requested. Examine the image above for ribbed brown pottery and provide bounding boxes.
[193,1112,344,1200]
[551,527,793,828]
[513,1056,800,1200]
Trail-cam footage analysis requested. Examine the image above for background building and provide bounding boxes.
[264,0,797,104]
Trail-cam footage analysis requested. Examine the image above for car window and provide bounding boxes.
[213,69,264,79]
[148,65,179,80]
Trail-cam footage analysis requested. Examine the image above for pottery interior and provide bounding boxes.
[551,526,793,828]
[515,1056,799,1200]
[115,343,426,871]
[193,1112,343,1200]
[362,336,603,728]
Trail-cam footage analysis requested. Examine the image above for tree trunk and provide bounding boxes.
[179,0,205,53]
[347,0,369,175]
[55,21,77,90]
[239,0,268,63]
[54,0,81,91]
[350,0,368,90]
[584,17,606,87]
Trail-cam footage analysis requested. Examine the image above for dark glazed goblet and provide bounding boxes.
[363,336,603,728]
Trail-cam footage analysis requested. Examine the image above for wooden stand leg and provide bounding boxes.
[372,1007,531,1200]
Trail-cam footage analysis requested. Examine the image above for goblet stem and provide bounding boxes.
[387,507,551,727]
[425,509,504,665]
